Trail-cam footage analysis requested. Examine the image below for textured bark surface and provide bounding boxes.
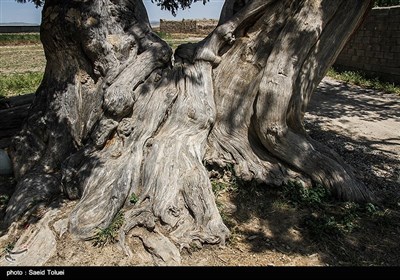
[0,94,34,149]
[3,0,373,264]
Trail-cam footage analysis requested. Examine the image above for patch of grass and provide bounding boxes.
[307,202,361,238]
[0,33,40,46]
[282,181,331,208]
[280,181,396,242]
[129,193,139,205]
[327,67,400,95]
[211,181,230,196]
[305,214,346,238]
[0,72,43,98]
[363,203,393,229]
[271,199,293,211]
[93,211,125,247]
[155,31,172,40]
[3,242,15,254]
[155,32,204,50]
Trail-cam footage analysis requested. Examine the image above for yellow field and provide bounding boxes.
[0,44,45,74]
[0,33,204,97]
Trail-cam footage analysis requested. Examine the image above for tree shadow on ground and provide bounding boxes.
[308,78,400,123]
[224,179,400,266]
[216,79,400,266]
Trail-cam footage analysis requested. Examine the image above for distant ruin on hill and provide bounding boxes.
[159,19,218,35]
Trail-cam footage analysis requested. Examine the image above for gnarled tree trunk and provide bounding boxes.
[4,0,373,264]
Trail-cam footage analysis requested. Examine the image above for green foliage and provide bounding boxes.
[16,0,210,15]
[304,203,361,240]
[0,72,43,98]
[129,193,139,205]
[15,0,43,7]
[282,181,331,208]
[327,68,400,95]
[211,181,229,196]
[305,201,393,240]
[152,0,209,16]
[280,181,394,241]
[3,242,15,254]
[0,34,40,46]
[365,202,379,214]
[155,31,171,40]
[306,215,343,237]
[93,212,125,247]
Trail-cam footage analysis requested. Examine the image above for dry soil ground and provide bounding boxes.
[0,44,45,74]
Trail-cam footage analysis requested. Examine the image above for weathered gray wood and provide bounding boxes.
[3,0,374,264]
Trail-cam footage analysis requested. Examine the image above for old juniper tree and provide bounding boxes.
[6,0,373,263]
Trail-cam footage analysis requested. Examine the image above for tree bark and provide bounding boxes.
[3,0,373,264]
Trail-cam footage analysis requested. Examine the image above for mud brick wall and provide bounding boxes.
[335,6,400,84]
[160,19,218,35]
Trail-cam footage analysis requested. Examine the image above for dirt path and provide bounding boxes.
[307,77,400,200]
[309,77,399,156]
[0,77,399,266]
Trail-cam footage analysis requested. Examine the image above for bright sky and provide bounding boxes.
[0,0,225,24]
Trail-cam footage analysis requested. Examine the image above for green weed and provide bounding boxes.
[327,67,400,95]
[3,242,15,254]
[304,203,360,239]
[129,193,139,205]
[93,211,125,247]
[0,72,43,98]
[281,182,368,239]
[211,181,230,196]
[0,33,40,46]
[282,181,330,208]
[155,31,172,40]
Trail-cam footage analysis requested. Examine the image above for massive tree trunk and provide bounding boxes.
[3,0,373,264]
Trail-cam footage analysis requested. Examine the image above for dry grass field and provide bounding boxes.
[0,32,202,98]
[0,35,45,98]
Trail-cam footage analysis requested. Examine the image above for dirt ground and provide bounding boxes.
[0,77,399,266]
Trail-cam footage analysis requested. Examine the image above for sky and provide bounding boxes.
[0,0,225,24]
